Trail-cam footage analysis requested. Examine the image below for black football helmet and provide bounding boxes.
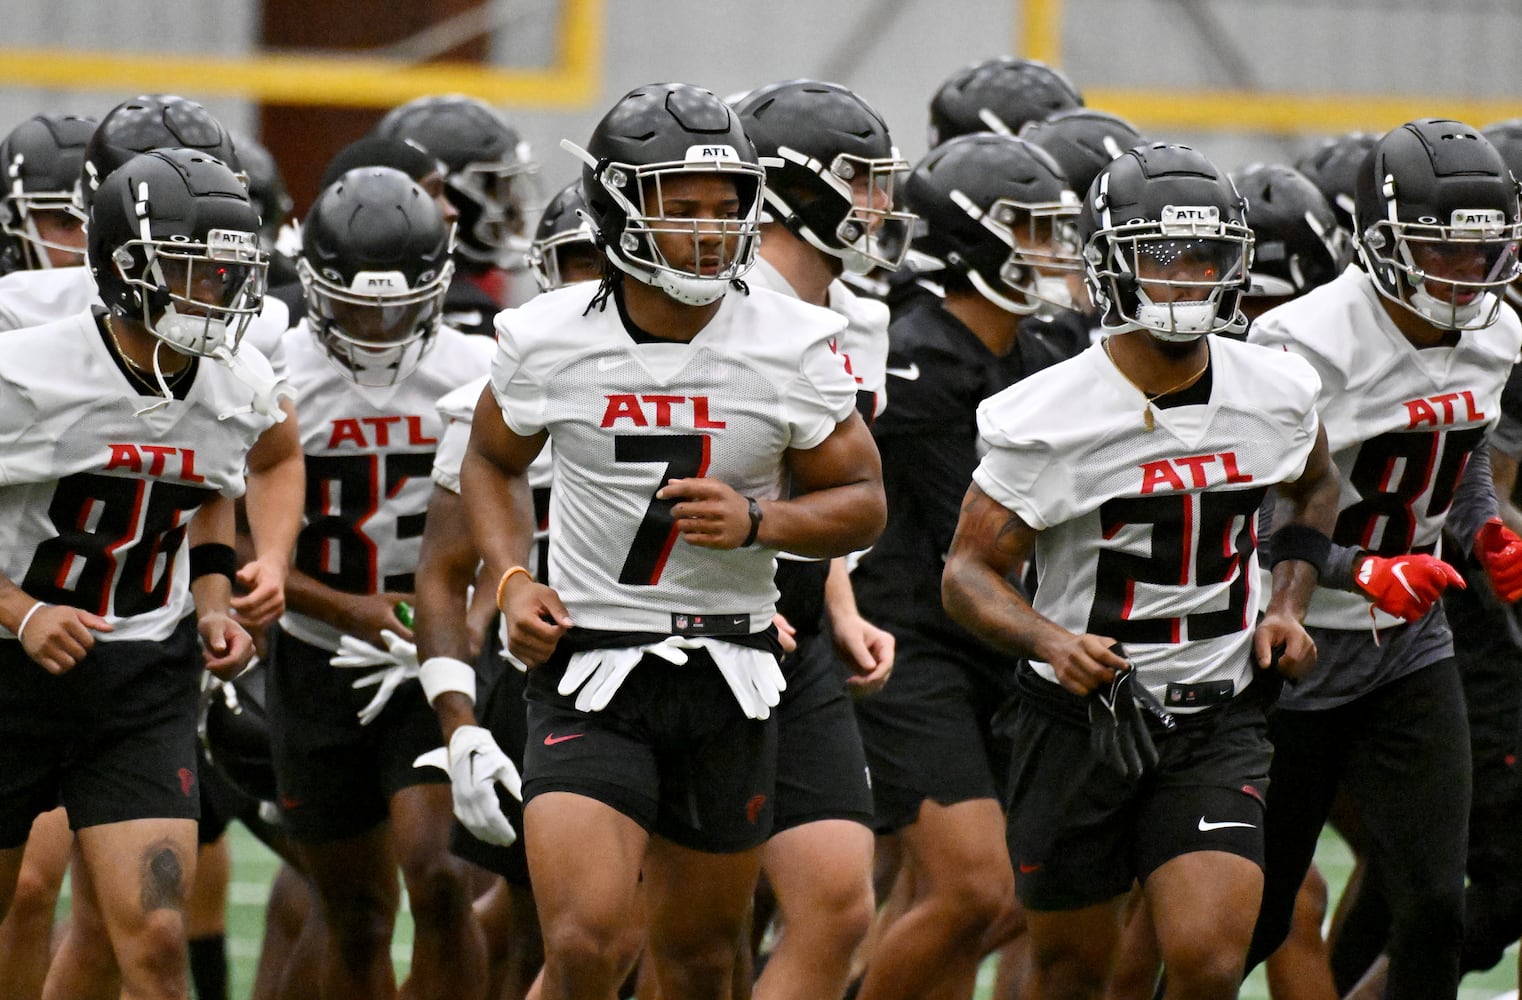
[200,661,277,802]
[1294,131,1378,237]
[1078,143,1253,341]
[529,180,597,292]
[1231,163,1350,299]
[736,79,916,274]
[928,57,1083,148]
[0,114,96,273]
[82,94,240,209]
[1482,119,1522,181]
[299,167,455,387]
[1019,108,1147,202]
[1482,118,1522,308]
[88,148,266,357]
[1354,118,1522,330]
[905,133,1081,318]
[567,82,764,305]
[229,131,293,245]
[374,94,537,269]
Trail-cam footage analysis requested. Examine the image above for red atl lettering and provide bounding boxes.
[600,394,727,429]
[105,444,142,473]
[328,418,366,448]
[326,416,438,449]
[362,416,401,446]
[1138,452,1255,494]
[692,397,725,429]
[1404,390,1484,428]
[101,444,206,483]
[405,415,437,446]
[140,445,177,477]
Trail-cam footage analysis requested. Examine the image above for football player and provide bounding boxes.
[412,183,599,1000]
[1244,118,1522,1000]
[847,131,1083,1000]
[942,142,1342,999]
[268,165,493,999]
[0,147,279,1000]
[461,82,885,1000]
[732,77,906,1000]
[0,98,303,1000]
[0,113,96,274]
[373,94,540,333]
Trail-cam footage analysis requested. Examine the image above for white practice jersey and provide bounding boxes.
[491,282,855,633]
[433,375,555,579]
[1249,267,1522,631]
[0,311,277,641]
[0,265,291,377]
[280,323,494,650]
[973,336,1322,709]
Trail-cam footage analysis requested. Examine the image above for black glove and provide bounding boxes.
[1087,644,1171,780]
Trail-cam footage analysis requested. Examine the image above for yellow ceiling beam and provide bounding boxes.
[0,0,603,110]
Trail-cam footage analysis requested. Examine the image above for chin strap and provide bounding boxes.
[210,344,293,423]
[131,341,177,417]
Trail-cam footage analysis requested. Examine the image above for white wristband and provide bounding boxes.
[419,656,477,706]
[15,601,48,643]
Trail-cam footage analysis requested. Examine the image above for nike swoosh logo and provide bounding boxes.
[598,356,627,371]
[1391,561,1419,600]
[1198,818,1256,832]
[885,363,921,381]
[1018,862,1042,873]
[543,733,584,745]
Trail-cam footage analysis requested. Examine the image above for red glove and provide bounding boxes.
[1354,553,1465,621]
[1475,518,1522,602]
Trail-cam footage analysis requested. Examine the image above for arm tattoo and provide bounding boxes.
[139,839,186,913]
[994,508,1025,549]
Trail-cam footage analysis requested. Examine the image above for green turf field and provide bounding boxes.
[57,823,1521,998]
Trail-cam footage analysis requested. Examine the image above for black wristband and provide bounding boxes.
[1267,524,1331,578]
[189,542,238,583]
[742,497,763,548]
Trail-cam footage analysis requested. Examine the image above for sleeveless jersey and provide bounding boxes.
[0,311,277,641]
[279,323,494,650]
[490,282,855,632]
[1249,268,1522,631]
[973,336,1322,709]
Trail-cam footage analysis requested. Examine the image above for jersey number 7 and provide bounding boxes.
[615,433,710,586]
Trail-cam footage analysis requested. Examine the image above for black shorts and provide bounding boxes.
[449,622,532,885]
[0,616,203,848]
[773,630,874,832]
[197,744,257,846]
[523,642,778,853]
[266,626,447,843]
[1006,668,1272,913]
[852,628,1017,833]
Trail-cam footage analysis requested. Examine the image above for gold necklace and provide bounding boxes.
[103,313,188,390]
[1102,337,1211,432]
